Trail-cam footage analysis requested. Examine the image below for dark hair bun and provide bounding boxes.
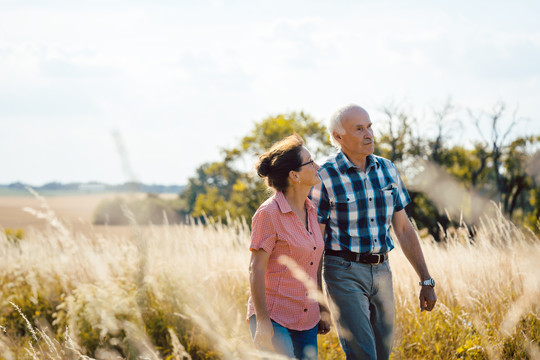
[256,156,272,177]
[254,134,304,192]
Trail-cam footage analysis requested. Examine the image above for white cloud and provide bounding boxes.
[0,0,539,185]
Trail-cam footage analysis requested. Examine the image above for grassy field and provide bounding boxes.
[0,193,539,359]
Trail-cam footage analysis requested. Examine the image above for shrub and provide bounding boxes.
[93,194,183,225]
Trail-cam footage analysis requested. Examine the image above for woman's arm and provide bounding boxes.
[249,249,274,349]
[317,223,331,334]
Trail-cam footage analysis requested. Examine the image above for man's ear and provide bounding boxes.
[333,131,342,141]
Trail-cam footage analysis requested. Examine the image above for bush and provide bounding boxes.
[93,194,186,225]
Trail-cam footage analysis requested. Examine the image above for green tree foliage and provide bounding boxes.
[181,111,333,223]
[226,111,331,160]
[192,187,228,219]
[181,162,241,215]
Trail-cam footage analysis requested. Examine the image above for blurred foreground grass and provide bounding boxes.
[0,200,539,359]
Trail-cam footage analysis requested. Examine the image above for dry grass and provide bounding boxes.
[0,194,539,359]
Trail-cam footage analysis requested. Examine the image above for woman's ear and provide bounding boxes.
[289,170,300,183]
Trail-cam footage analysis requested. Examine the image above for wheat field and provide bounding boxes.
[0,193,539,359]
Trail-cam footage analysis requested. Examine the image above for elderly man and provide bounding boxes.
[310,104,436,360]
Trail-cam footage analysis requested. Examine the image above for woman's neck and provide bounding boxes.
[284,185,309,214]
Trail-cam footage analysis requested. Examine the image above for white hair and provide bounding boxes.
[327,104,364,148]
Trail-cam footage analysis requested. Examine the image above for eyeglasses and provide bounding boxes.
[299,159,315,168]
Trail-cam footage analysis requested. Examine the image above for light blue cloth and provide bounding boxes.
[249,315,318,360]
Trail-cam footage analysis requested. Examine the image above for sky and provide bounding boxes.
[1,0,539,186]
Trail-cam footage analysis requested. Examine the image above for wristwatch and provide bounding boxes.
[419,278,435,287]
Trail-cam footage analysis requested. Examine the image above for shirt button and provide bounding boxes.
[310,262,314,265]
[369,198,373,201]
[313,247,317,250]
[304,309,308,312]
[309,231,312,235]
[371,218,374,222]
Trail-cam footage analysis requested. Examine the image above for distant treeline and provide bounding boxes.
[0,181,185,194]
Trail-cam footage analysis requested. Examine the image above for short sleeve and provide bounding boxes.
[394,170,411,212]
[250,208,277,253]
[310,180,330,225]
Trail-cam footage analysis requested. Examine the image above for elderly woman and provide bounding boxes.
[247,134,331,360]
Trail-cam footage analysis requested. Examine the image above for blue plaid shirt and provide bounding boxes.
[310,151,411,254]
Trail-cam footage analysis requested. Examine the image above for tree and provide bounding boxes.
[227,178,269,220]
[427,98,461,164]
[180,161,241,214]
[224,111,332,164]
[502,135,540,218]
[374,100,539,239]
[192,186,228,219]
[375,104,419,163]
[470,102,520,196]
[181,111,333,223]
[181,102,540,236]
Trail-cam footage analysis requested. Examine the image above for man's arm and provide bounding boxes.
[391,209,437,311]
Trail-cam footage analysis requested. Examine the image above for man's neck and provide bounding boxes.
[342,151,368,172]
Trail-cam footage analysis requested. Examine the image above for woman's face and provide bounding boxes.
[295,147,320,187]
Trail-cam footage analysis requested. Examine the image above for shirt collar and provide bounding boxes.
[275,191,292,213]
[336,151,379,173]
[275,191,316,213]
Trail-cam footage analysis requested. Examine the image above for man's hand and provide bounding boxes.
[253,318,274,350]
[317,308,332,335]
[419,286,437,311]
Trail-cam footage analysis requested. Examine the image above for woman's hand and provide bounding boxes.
[317,308,332,335]
[249,250,273,349]
[253,317,274,350]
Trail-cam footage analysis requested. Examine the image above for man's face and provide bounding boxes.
[334,108,374,158]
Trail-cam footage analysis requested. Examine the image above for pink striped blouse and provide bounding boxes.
[246,191,324,331]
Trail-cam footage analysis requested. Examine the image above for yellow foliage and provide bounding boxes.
[3,228,25,243]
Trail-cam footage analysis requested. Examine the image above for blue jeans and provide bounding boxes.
[323,254,394,360]
[249,316,318,360]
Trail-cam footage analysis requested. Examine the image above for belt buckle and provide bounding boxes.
[374,254,382,265]
[355,253,361,262]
